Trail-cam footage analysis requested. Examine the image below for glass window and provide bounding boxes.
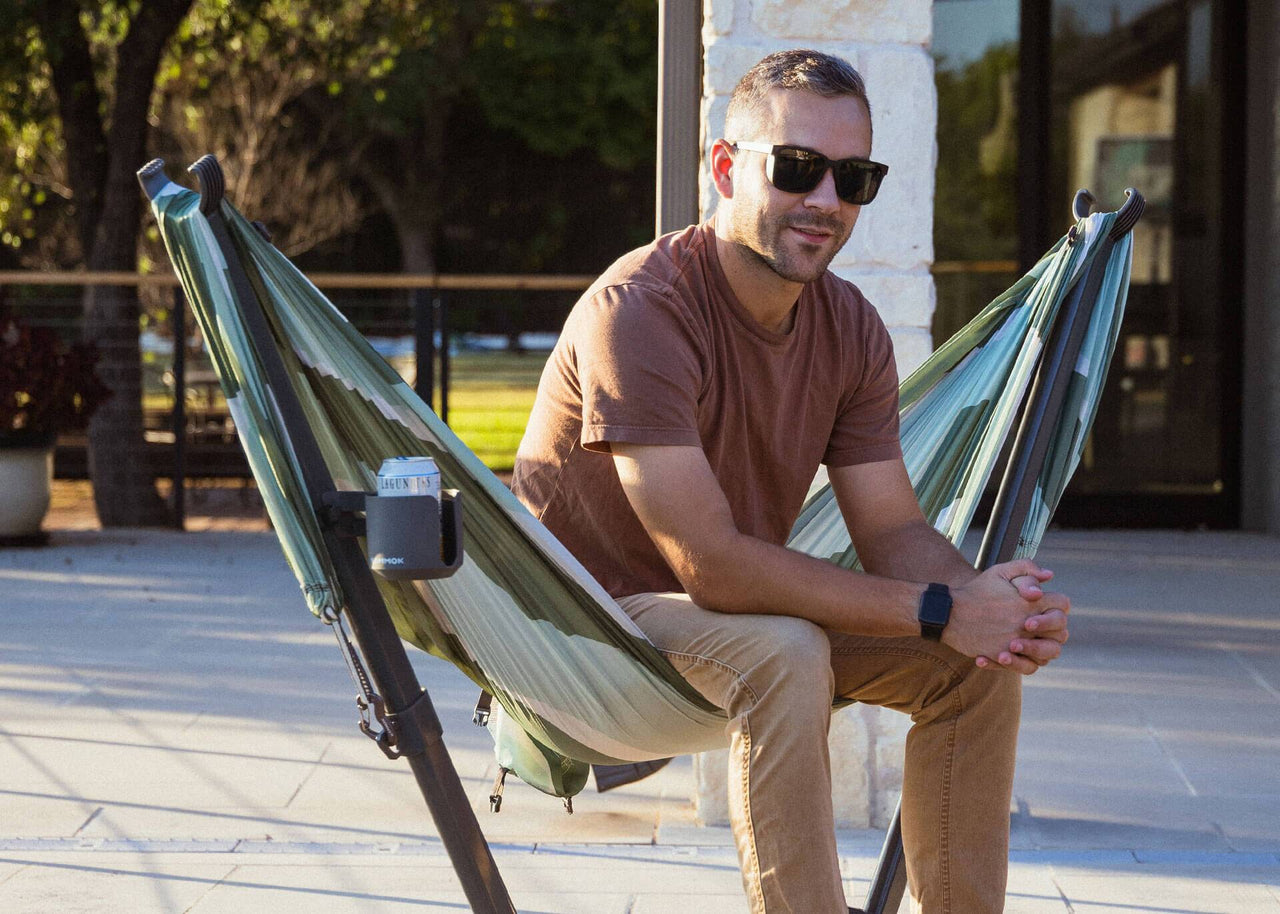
[1049,0,1226,500]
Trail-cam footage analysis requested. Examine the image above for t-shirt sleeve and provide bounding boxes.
[823,309,902,467]
[575,283,705,453]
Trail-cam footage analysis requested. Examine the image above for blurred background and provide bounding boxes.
[0,0,1276,537]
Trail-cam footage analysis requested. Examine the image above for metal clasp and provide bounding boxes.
[321,603,401,760]
[357,692,403,760]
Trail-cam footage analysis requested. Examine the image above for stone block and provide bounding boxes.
[704,41,870,96]
[859,47,937,269]
[705,40,777,95]
[703,0,734,38]
[872,703,912,741]
[887,327,935,376]
[872,787,901,830]
[829,711,873,827]
[875,730,907,794]
[752,0,931,45]
[694,748,732,826]
[829,269,935,332]
[699,94,732,219]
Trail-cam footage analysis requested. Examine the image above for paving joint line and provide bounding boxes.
[1050,872,1076,913]
[0,838,1276,864]
[70,806,104,837]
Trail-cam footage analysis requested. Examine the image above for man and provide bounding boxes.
[512,49,1070,913]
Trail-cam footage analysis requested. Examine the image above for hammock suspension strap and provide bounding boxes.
[322,603,403,759]
[489,767,508,812]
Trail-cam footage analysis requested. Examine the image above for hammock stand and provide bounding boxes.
[139,155,1142,914]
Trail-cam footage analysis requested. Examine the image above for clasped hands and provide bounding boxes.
[947,559,1070,676]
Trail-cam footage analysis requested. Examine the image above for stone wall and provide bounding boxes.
[695,0,937,828]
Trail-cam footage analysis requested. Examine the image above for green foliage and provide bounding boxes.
[472,0,658,170]
[0,10,69,264]
[1,0,659,277]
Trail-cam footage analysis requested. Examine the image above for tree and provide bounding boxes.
[331,0,658,275]
[0,0,661,525]
[4,0,394,524]
[153,0,400,257]
[318,2,498,274]
[24,0,194,526]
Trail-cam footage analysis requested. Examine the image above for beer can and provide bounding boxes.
[377,456,441,500]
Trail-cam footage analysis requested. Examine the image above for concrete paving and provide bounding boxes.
[0,526,1277,912]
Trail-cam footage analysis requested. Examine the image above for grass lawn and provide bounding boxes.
[441,350,548,471]
[144,349,550,474]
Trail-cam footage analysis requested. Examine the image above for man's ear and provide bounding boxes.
[709,139,735,200]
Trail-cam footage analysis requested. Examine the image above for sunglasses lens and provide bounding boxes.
[756,145,886,204]
[834,162,884,205]
[768,152,826,195]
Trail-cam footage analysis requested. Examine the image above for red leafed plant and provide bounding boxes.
[0,308,111,443]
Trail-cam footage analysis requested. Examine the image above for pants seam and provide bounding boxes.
[658,649,760,705]
[939,686,962,914]
[832,643,968,912]
[830,643,969,682]
[738,715,767,913]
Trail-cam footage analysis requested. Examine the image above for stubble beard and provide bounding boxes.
[731,205,853,285]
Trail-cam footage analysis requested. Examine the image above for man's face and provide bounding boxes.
[726,89,873,285]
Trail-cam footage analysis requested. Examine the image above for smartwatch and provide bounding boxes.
[918,582,952,641]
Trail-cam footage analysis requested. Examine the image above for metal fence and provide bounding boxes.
[0,271,592,527]
[2,262,1017,527]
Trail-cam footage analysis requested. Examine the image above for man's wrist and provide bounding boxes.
[917,582,953,641]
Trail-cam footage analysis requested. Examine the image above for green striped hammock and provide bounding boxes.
[147,175,1133,801]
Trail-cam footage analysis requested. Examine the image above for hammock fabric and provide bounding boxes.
[145,169,1133,802]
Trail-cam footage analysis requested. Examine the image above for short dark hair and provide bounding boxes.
[725,49,871,140]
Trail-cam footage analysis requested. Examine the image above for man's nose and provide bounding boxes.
[803,167,841,213]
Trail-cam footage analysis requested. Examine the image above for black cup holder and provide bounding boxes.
[322,489,464,581]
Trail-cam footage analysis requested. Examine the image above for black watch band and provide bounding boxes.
[918,582,952,641]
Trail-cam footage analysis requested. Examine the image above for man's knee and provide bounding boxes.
[744,616,834,705]
[914,656,1022,727]
[964,661,1022,718]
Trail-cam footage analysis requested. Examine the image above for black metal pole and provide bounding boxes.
[413,287,435,409]
[1017,0,1052,274]
[171,285,187,530]
[977,234,1120,568]
[856,800,907,914]
[437,292,449,425]
[163,157,516,914]
[858,198,1143,914]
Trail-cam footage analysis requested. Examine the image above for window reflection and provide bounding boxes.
[932,0,1021,347]
[1052,0,1222,496]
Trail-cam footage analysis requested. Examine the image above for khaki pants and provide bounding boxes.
[617,592,1022,914]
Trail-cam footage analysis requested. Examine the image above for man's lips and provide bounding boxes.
[789,225,835,244]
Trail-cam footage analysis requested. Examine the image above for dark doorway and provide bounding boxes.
[932,0,1245,527]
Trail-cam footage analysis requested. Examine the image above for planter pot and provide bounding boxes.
[0,430,57,546]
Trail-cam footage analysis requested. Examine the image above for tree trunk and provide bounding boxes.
[37,0,193,526]
[395,221,438,275]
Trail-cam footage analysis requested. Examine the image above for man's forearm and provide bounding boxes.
[855,518,978,588]
[689,530,928,638]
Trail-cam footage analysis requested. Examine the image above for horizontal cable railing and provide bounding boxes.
[3,265,1018,527]
[2,271,593,528]
[0,271,595,290]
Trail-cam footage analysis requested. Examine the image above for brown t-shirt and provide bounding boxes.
[511,221,901,598]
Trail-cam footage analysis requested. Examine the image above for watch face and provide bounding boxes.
[919,584,952,637]
[920,595,950,625]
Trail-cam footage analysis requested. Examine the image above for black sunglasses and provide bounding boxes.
[732,141,889,206]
